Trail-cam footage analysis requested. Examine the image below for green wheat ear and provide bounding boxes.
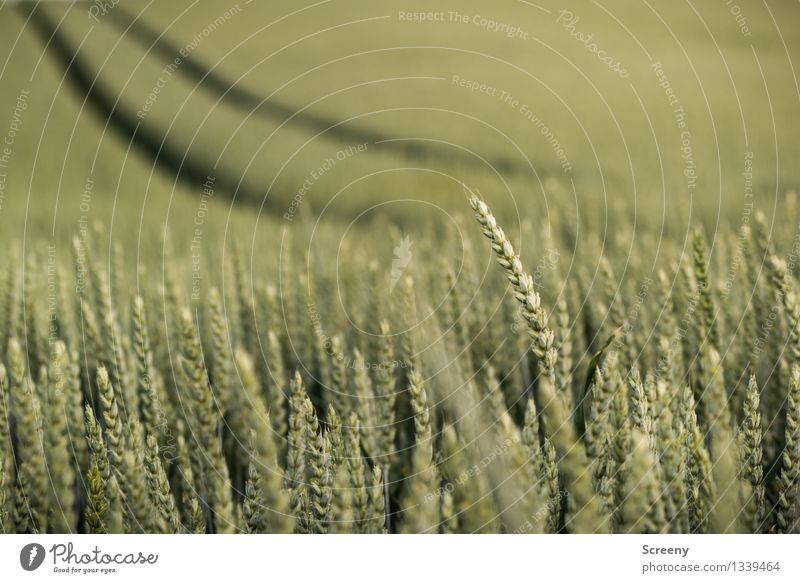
[0,364,12,523]
[777,366,800,533]
[97,367,126,484]
[84,455,108,534]
[308,429,332,534]
[399,369,438,534]
[741,373,765,532]
[692,228,720,350]
[8,338,48,533]
[329,463,354,534]
[0,453,11,533]
[143,433,180,534]
[683,385,715,533]
[368,465,387,534]
[468,195,609,534]
[45,341,77,533]
[285,370,313,532]
[178,308,234,533]
[345,413,369,533]
[469,195,556,376]
[234,350,294,533]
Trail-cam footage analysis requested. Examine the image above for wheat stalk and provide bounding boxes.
[469,195,557,375]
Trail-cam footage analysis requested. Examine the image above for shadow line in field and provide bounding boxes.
[19,3,269,208]
[19,3,540,215]
[105,4,530,176]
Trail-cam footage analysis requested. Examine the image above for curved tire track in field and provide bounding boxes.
[105,5,530,176]
[20,3,266,208]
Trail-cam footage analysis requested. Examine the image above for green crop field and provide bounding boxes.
[0,0,798,535]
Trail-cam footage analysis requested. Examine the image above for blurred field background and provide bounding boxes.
[1,0,798,249]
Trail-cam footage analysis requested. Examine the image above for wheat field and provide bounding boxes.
[0,1,799,535]
[0,190,798,534]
